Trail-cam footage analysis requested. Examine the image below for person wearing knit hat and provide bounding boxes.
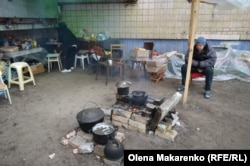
[196,37,206,46]
[177,36,217,99]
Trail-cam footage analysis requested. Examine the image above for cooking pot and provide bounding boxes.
[92,122,118,145]
[116,81,131,96]
[104,139,124,160]
[76,108,105,133]
[130,91,148,106]
[131,95,148,106]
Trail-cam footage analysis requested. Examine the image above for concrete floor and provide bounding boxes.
[0,64,250,165]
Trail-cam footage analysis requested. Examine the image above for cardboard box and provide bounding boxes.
[130,49,150,59]
[23,63,45,75]
[146,64,167,73]
[29,63,45,75]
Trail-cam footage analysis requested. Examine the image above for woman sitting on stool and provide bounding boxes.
[177,37,217,99]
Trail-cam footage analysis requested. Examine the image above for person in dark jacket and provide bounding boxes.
[57,22,80,73]
[177,37,217,99]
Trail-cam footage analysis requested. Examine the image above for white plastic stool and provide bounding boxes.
[74,50,89,70]
[47,53,62,72]
[8,62,36,91]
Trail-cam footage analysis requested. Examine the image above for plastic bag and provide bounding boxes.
[78,142,94,154]
[96,32,108,41]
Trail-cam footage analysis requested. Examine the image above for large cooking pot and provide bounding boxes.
[76,108,105,133]
[92,122,118,145]
[116,81,131,95]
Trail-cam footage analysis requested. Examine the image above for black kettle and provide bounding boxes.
[104,139,124,160]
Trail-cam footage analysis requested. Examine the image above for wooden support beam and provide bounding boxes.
[183,0,200,105]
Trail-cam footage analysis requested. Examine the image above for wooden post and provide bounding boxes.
[183,0,200,105]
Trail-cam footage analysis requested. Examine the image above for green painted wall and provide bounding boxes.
[0,0,58,18]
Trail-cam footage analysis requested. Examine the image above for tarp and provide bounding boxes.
[165,46,250,82]
[202,0,250,9]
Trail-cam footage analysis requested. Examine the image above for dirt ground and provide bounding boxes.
[0,64,250,166]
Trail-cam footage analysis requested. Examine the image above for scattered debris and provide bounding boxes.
[60,138,69,146]
[68,135,87,148]
[72,149,79,154]
[48,153,55,159]
[115,132,125,143]
[66,130,76,139]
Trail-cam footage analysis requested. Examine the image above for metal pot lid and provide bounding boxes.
[116,81,131,88]
[77,108,104,123]
[132,91,146,97]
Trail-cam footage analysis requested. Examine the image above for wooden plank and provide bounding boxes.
[183,0,201,104]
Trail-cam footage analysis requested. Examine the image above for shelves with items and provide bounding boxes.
[0,18,58,31]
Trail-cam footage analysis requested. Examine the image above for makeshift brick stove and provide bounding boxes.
[111,84,177,134]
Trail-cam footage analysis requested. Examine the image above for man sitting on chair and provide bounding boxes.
[177,37,217,99]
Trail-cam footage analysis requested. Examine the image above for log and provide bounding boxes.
[159,92,182,122]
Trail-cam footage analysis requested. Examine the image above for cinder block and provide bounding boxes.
[128,125,138,132]
[112,114,129,124]
[104,156,124,166]
[94,145,105,157]
[112,120,129,129]
[131,113,150,124]
[68,135,87,148]
[112,120,122,127]
[128,119,147,133]
[112,109,132,118]
[128,119,138,127]
[77,130,93,141]
[128,119,146,129]
[137,127,147,134]
[155,129,178,142]
[137,121,147,131]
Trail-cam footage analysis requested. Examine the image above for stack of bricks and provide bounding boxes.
[154,121,178,142]
[111,107,151,134]
[111,108,131,129]
[111,92,182,141]
[129,113,150,133]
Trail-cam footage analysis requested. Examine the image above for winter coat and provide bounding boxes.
[185,44,217,68]
[57,22,80,53]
